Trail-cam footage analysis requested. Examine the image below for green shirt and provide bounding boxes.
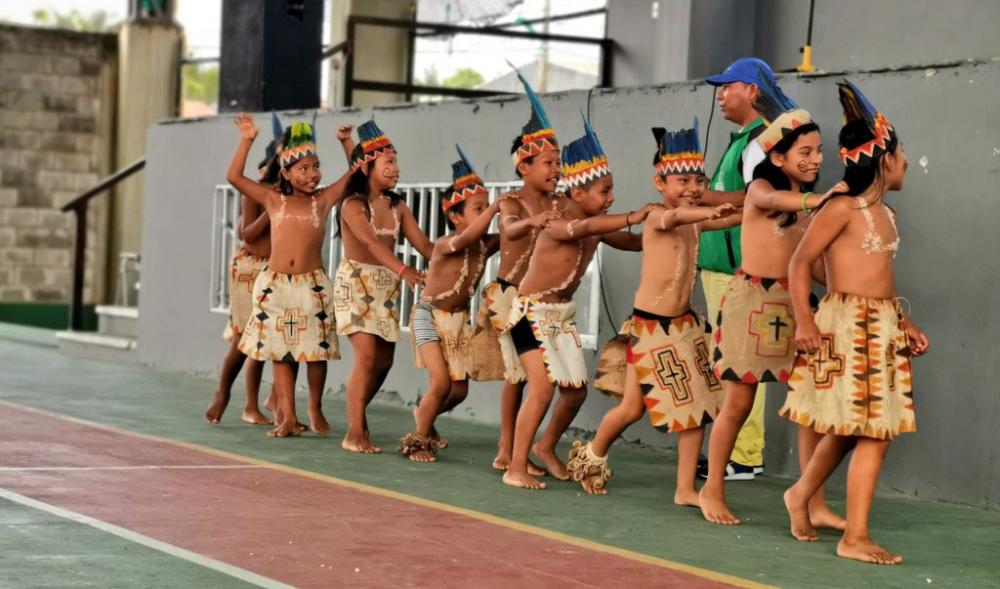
[697,118,765,274]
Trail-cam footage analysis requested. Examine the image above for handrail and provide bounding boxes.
[62,157,146,331]
[61,158,146,213]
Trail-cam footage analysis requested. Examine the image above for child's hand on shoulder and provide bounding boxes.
[529,210,561,229]
[336,124,354,143]
[234,113,259,141]
[821,181,849,202]
[634,203,662,222]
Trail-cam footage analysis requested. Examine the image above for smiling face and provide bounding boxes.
[769,130,823,186]
[281,156,321,194]
[369,149,400,192]
[519,149,561,193]
[447,191,489,231]
[653,173,708,207]
[570,174,614,216]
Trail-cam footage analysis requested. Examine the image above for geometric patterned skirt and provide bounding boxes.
[780,292,915,440]
[222,247,267,342]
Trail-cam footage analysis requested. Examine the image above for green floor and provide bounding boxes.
[1,324,997,588]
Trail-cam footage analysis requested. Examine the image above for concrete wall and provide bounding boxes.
[139,59,1000,508]
[609,0,1000,84]
[0,24,117,304]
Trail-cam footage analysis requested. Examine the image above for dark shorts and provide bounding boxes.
[510,315,540,355]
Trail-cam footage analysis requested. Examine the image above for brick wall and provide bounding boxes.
[0,24,116,303]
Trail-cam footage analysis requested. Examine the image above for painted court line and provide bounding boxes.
[0,464,265,472]
[0,487,293,589]
[0,400,772,589]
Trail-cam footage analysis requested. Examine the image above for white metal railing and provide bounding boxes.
[210,182,602,349]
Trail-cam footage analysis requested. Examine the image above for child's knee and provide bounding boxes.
[559,386,587,408]
[448,382,469,403]
[620,400,646,424]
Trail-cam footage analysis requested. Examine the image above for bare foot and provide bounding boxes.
[837,537,903,565]
[673,488,700,508]
[342,433,381,454]
[267,421,304,438]
[502,471,547,490]
[308,407,331,436]
[809,504,847,531]
[408,449,436,463]
[492,451,510,471]
[241,408,273,425]
[784,489,819,541]
[527,460,546,477]
[580,476,608,495]
[531,443,569,481]
[204,390,229,424]
[698,486,741,525]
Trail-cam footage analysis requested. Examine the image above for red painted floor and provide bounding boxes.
[0,404,739,588]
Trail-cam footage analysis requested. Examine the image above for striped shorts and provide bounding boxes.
[412,301,440,346]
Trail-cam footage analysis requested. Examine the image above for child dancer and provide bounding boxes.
[335,121,434,453]
[206,113,283,426]
[484,68,561,473]
[569,122,738,501]
[781,81,927,564]
[400,146,503,462]
[700,74,847,525]
[228,115,348,437]
[503,116,656,490]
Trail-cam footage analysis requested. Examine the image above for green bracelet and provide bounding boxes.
[801,192,814,213]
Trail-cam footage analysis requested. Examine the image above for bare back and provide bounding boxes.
[240,196,271,258]
[633,222,699,316]
[821,197,898,299]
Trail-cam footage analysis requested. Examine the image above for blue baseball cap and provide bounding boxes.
[706,57,776,87]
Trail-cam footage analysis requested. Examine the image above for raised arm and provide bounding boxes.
[399,203,435,260]
[341,198,423,289]
[788,200,851,353]
[227,114,278,208]
[652,203,738,232]
[315,167,354,213]
[446,199,501,252]
[336,124,356,165]
[747,179,844,214]
[239,196,270,242]
[498,195,561,240]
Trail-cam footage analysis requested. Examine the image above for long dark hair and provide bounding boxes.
[814,120,900,213]
[751,122,820,228]
[335,144,403,237]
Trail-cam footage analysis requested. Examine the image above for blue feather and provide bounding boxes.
[508,60,552,132]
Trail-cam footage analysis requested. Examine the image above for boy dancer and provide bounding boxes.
[570,122,738,501]
[781,81,927,564]
[485,68,561,473]
[401,146,503,461]
[700,76,846,523]
[206,113,283,426]
[503,116,656,490]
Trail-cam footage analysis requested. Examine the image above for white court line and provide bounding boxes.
[0,487,293,589]
[0,464,266,472]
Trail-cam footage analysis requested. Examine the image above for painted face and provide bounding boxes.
[771,130,823,186]
[371,149,400,191]
[283,156,321,194]
[450,192,489,230]
[883,143,908,191]
[654,173,708,207]
[520,149,561,193]
[573,174,614,216]
[717,82,757,124]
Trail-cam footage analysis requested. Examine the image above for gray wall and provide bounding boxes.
[139,60,1000,508]
[609,0,1000,84]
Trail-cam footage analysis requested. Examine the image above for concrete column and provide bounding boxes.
[108,20,181,303]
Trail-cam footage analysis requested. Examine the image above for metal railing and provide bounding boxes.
[210,181,602,348]
[60,158,146,331]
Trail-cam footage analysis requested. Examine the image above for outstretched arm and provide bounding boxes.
[498,195,561,240]
[226,114,278,208]
[699,208,743,231]
[399,203,435,260]
[341,199,424,289]
[600,230,642,251]
[652,203,738,232]
[788,201,851,353]
[446,199,501,252]
[747,179,846,214]
[546,204,658,242]
[700,189,746,207]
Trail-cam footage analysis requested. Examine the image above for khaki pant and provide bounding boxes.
[702,269,765,467]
